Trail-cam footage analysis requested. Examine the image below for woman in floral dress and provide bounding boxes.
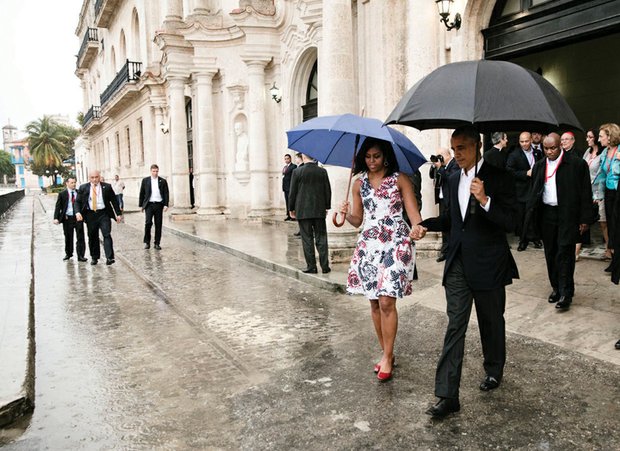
[339,138,424,381]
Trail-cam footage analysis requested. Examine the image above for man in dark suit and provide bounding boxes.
[429,148,459,261]
[288,154,331,274]
[507,131,543,251]
[282,153,297,221]
[483,132,508,170]
[526,133,594,310]
[75,170,122,265]
[139,164,170,250]
[53,177,87,262]
[417,125,518,419]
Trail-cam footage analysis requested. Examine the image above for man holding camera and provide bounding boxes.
[429,148,459,262]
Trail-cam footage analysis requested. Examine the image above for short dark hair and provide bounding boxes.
[150,164,159,170]
[353,138,400,177]
[284,153,292,159]
[452,125,481,145]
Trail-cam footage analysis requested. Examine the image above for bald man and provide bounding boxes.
[75,170,123,265]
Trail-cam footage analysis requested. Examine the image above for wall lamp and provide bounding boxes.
[435,0,461,31]
[160,121,169,134]
[269,82,282,103]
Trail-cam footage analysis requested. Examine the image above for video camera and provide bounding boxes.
[429,154,444,164]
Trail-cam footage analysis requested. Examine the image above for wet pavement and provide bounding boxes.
[0,194,618,450]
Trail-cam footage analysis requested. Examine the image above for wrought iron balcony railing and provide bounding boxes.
[76,27,99,68]
[99,60,142,107]
[83,105,101,127]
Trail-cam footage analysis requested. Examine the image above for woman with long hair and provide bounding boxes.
[339,138,423,382]
[576,128,607,261]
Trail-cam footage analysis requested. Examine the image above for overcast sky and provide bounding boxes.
[0,0,83,135]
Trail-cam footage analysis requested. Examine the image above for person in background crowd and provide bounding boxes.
[560,131,583,157]
[139,164,170,250]
[282,153,297,221]
[112,174,125,212]
[576,128,605,261]
[483,132,508,170]
[595,123,620,273]
[53,177,87,262]
[429,147,458,262]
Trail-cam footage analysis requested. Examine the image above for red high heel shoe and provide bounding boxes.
[374,356,395,377]
[377,369,393,382]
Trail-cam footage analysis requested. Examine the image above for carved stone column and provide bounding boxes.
[243,58,271,216]
[168,77,192,213]
[193,70,220,215]
[165,0,184,26]
[319,0,358,261]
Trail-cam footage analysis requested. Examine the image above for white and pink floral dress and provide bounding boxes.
[347,172,415,299]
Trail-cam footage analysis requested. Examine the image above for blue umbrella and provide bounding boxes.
[286,113,426,175]
[286,113,426,226]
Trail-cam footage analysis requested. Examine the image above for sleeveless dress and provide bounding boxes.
[346,172,415,299]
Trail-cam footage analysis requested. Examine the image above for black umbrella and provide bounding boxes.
[385,60,582,133]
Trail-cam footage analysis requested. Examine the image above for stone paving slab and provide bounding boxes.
[0,198,34,426]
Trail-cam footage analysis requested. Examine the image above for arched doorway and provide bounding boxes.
[302,62,318,122]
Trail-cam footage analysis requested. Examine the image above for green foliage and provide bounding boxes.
[25,116,79,178]
[0,150,13,178]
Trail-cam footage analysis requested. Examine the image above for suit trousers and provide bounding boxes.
[298,218,329,271]
[439,199,450,255]
[62,216,85,258]
[84,210,114,260]
[435,254,506,399]
[283,190,291,218]
[605,188,616,248]
[144,202,164,245]
[541,206,576,297]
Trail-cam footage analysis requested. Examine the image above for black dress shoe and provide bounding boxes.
[77,257,88,262]
[555,296,572,309]
[533,240,543,249]
[91,259,98,265]
[322,267,331,274]
[517,242,528,252]
[425,398,460,419]
[604,264,613,273]
[615,339,620,350]
[154,244,162,250]
[479,376,500,391]
[144,243,150,249]
[63,255,71,261]
[284,217,292,221]
[548,290,560,303]
[436,255,446,262]
[302,268,318,274]
[106,258,115,265]
[293,232,301,237]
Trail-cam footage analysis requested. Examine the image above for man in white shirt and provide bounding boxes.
[112,174,126,211]
[418,125,518,419]
[138,164,170,250]
[526,133,593,310]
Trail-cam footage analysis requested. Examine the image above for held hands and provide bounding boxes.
[579,223,589,234]
[470,178,488,205]
[76,213,83,222]
[409,224,427,241]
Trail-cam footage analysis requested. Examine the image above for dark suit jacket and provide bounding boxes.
[53,189,78,223]
[526,151,594,246]
[282,163,297,191]
[429,158,458,204]
[288,162,331,219]
[421,162,519,290]
[507,148,541,202]
[138,176,170,209]
[483,146,508,170]
[75,182,121,220]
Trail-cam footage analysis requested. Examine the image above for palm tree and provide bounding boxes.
[26,116,69,169]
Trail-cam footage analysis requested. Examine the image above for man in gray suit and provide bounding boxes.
[288,154,332,274]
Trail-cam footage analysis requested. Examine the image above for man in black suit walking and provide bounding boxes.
[507,131,543,251]
[288,154,332,274]
[139,164,170,250]
[75,170,122,265]
[282,154,297,221]
[526,133,594,310]
[417,125,519,419]
[429,148,459,262]
[53,177,87,262]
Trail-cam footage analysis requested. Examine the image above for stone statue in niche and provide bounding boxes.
[234,121,249,172]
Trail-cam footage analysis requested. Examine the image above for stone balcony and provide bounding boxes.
[99,60,142,116]
[94,0,121,28]
[76,28,99,69]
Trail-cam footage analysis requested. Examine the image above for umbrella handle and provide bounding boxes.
[332,162,356,228]
[332,211,346,227]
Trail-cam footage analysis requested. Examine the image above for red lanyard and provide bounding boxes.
[545,151,564,183]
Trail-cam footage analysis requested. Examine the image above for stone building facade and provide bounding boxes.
[74,0,620,240]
